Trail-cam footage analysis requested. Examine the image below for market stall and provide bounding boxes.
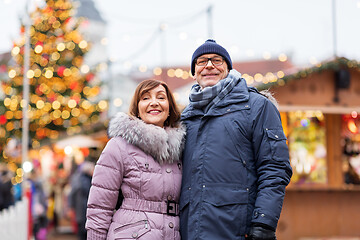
[258,58,360,239]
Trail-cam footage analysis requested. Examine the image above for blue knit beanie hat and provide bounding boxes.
[191,39,232,75]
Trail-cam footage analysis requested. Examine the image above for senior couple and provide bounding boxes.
[85,39,292,240]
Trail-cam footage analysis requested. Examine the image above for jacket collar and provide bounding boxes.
[108,112,186,164]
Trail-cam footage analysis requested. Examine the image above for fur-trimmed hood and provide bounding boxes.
[108,112,186,164]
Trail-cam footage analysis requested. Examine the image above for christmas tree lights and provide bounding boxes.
[0,0,107,164]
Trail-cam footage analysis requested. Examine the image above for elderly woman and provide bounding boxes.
[86,79,186,240]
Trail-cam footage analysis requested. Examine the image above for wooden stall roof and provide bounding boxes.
[257,57,360,113]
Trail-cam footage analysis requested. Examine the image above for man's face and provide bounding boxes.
[193,53,229,89]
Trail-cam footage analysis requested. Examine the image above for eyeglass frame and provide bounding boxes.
[195,56,225,67]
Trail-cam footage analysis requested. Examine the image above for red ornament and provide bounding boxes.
[57,66,66,77]
[35,85,43,95]
[65,17,72,24]
[71,95,81,104]
[69,81,78,90]
[86,73,94,82]
[47,92,56,102]
[0,115,7,125]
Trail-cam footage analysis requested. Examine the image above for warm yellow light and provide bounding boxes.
[53,110,62,119]
[254,73,263,82]
[243,74,254,85]
[34,69,42,77]
[278,53,287,62]
[71,108,80,117]
[79,40,88,49]
[98,100,108,110]
[167,69,175,77]
[36,100,45,109]
[44,69,53,78]
[52,21,61,29]
[139,65,147,72]
[34,45,43,54]
[61,110,70,119]
[277,71,285,78]
[11,47,20,55]
[81,100,91,109]
[51,52,60,61]
[52,101,61,110]
[63,68,72,77]
[348,120,358,134]
[4,98,11,106]
[153,67,162,76]
[80,65,90,74]
[20,99,28,108]
[113,98,123,107]
[83,86,90,95]
[66,42,75,50]
[43,103,52,112]
[68,99,77,108]
[27,70,34,78]
[175,69,183,78]
[4,87,13,95]
[16,168,24,177]
[8,69,16,78]
[57,43,66,51]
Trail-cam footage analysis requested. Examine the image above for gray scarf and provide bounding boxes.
[189,69,242,112]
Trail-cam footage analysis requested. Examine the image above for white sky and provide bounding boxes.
[1,0,360,73]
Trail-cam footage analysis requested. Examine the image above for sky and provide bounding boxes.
[0,0,360,73]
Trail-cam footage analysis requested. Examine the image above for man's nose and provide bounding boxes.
[205,59,214,67]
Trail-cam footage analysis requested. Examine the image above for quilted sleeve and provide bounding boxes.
[85,137,125,239]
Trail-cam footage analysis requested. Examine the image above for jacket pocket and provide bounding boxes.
[265,128,289,161]
[203,187,248,235]
[112,220,150,239]
[203,188,248,206]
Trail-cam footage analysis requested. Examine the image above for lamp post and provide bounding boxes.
[207,5,213,39]
[22,1,31,176]
[332,0,337,58]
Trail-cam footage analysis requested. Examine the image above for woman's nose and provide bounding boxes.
[150,98,159,106]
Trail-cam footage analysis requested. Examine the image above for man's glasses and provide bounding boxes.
[195,57,224,66]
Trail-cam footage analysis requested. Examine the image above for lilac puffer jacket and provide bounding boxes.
[86,113,186,240]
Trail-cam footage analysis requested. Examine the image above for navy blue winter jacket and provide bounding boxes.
[179,77,292,240]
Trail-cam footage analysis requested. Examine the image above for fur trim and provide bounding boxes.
[260,90,279,109]
[108,112,186,164]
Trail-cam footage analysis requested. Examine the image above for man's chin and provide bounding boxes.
[201,80,221,89]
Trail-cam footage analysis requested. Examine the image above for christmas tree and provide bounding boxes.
[0,0,108,165]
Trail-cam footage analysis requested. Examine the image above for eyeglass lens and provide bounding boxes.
[196,57,224,66]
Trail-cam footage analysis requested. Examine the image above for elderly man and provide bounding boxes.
[179,39,292,240]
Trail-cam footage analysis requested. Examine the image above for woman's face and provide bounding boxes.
[138,85,170,128]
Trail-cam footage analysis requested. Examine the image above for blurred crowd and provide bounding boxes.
[0,161,94,240]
